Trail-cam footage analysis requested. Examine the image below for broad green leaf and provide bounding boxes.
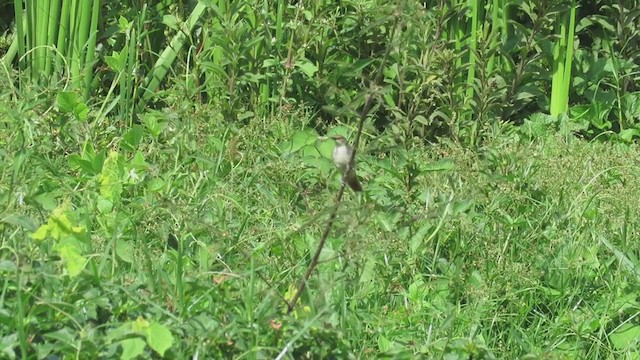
[0,260,17,272]
[31,225,49,240]
[93,151,106,172]
[97,196,114,213]
[262,58,279,67]
[105,52,123,72]
[281,129,319,154]
[68,155,99,175]
[620,129,640,142]
[238,111,254,121]
[54,237,87,277]
[295,59,318,78]
[131,151,147,168]
[120,338,146,360]
[622,92,640,117]
[142,113,167,138]
[610,323,640,349]
[301,157,333,176]
[73,102,89,121]
[375,211,402,232]
[31,201,85,242]
[326,126,351,138]
[300,145,321,157]
[378,335,391,353]
[132,316,150,332]
[1,214,37,231]
[57,91,79,113]
[317,139,334,159]
[122,125,144,151]
[162,15,179,30]
[147,178,165,192]
[43,328,75,344]
[145,323,174,356]
[116,239,134,263]
[106,323,134,342]
[118,16,131,32]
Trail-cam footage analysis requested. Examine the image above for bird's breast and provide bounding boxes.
[333,146,352,172]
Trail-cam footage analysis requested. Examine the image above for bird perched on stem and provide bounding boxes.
[330,135,363,192]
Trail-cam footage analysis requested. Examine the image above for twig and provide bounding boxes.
[287,5,403,313]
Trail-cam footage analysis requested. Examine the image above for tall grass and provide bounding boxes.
[10,0,100,97]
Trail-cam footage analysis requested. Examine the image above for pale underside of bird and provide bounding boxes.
[331,135,363,192]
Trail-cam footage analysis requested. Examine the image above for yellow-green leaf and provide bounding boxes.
[146,322,174,356]
[120,338,146,360]
[132,316,150,332]
[55,237,87,277]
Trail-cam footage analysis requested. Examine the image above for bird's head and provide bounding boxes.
[330,135,348,145]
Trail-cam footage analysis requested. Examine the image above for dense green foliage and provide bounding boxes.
[2,0,640,358]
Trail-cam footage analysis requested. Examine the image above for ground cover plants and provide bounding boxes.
[1,0,640,358]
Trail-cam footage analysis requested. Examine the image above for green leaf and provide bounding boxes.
[610,323,640,349]
[622,92,640,117]
[162,15,179,30]
[346,59,374,77]
[147,178,165,192]
[237,111,254,121]
[262,58,280,67]
[30,201,86,242]
[93,151,106,172]
[619,129,640,142]
[410,222,433,253]
[378,335,391,353]
[376,212,400,232]
[142,113,167,138]
[118,16,131,32]
[97,196,114,213]
[73,102,89,121]
[295,59,318,78]
[120,338,146,360]
[54,236,87,277]
[31,224,49,240]
[1,214,37,231]
[424,159,455,172]
[317,139,334,160]
[300,144,321,157]
[145,323,174,356]
[0,260,17,272]
[100,150,124,203]
[452,200,473,215]
[68,155,98,175]
[116,239,135,263]
[43,327,75,344]
[105,52,123,72]
[122,125,144,151]
[56,91,89,120]
[355,256,377,300]
[57,92,79,113]
[301,157,333,175]
[281,129,319,154]
[34,192,58,211]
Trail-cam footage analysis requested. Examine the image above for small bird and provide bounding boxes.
[331,135,363,192]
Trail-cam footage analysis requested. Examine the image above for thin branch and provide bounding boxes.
[287,3,403,313]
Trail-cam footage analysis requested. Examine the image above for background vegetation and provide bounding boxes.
[1,0,640,358]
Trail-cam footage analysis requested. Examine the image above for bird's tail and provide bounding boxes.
[346,170,363,192]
